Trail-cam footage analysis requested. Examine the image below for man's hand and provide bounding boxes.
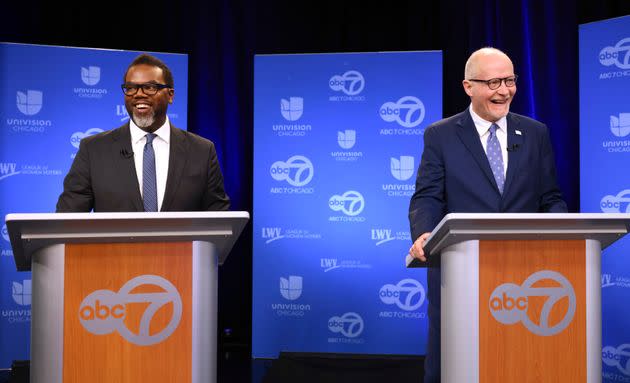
[409,232,431,262]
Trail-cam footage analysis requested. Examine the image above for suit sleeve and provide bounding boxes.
[202,141,231,211]
[55,138,94,212]
[408,126,446,241]
[537,125,568,213]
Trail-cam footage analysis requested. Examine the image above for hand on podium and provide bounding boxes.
[409,232,431,262]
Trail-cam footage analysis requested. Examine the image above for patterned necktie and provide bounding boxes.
[486,124,505,194]
[143,133,158,212]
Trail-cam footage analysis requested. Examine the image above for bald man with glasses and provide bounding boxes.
[408,47,567,383]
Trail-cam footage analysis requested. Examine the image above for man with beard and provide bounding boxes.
[56,54,230,212]
[407,47,567,383]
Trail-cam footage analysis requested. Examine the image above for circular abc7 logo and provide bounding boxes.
[379,279,426,311]
[329,70,365,96]
[270,155,314,187]
[1,224,9,242]
[599,38,630,69]
[328,190,365,216]
[70,128,104,149]
[379,96,425,128]
[603,344,630,376]
[489,270,576,336]
[79,275,183,346]
[328,312,364,338]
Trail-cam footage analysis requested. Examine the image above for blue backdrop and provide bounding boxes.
[252,51,442,357]
[0,43,188,368]
[579,15,630,382]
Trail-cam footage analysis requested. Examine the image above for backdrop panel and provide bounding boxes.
[253,51,442,357]
[579,15,630,383]
[0,43,187,368]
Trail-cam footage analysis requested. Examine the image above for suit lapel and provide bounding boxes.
[161,125,188,211]
[111,124,144,211]
[503,113,524,197]
[455,111,499,191]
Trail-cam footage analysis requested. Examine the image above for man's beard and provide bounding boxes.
[132,110,155,128]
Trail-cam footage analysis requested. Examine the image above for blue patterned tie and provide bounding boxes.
[486,124,505,194]
[143,133,158,212]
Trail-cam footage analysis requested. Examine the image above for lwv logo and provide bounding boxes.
[371,229,394,246]
[0,163,20,181]
[262,227,284,244]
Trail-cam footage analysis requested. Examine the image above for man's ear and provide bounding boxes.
[462,80,473,97]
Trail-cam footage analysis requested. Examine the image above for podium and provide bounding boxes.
[5,211,249,383]
[406,213,630,383]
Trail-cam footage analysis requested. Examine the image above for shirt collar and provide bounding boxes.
[129,117,171,145]
[468,104,507,136]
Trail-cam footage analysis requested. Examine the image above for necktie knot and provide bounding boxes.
[145,133,156,145]
[489,123,498,136]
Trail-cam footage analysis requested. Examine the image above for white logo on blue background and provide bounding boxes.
[338,130,356,149]
[380,96,425,128]
[390,156,415,181]
[279,276,303,301]
[270,155,314,186]
[602,273,615,288]
[600,190,630,213]
[81,66,101,86]
[280,97,304,121]
[71,128,104,149]
[16,90,43,116]
[0,163,20,181]
[379,279,426,311]
[2,224,9,242]
[329,70,365,96]
[599,37,630,69]
[489,270,576,336]
[262,227,284,244]
[12,280,31,306]
[329,191,365,216]
[610,113,630,137]
[328,312,364,338]
[603,344,630,376]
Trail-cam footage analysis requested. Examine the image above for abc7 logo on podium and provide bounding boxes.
[489,270,576,336]
[78,275,182,346]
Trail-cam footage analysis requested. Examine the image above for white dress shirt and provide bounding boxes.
[469,105,508,177]
[130,118,171,211]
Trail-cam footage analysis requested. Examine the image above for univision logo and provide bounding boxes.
[280,97,303,121]
[338,130,356,149]
[599,37,630,69]
[390,156,415,181]
[279,276,302,301]
[81,66,101,86]
[610,113,630,137]
[12,280,31,306]
[16,90,43,116]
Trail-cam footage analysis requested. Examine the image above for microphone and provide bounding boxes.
[120,148,134,159]
[507,144,520,152]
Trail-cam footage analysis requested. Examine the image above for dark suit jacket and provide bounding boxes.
[56,123,230,212]
[409,109,567,242]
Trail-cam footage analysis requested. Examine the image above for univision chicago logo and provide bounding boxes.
[390,156,415,181]
[279,276,302,301]
[280,97,303,121]
[12,280,31,306]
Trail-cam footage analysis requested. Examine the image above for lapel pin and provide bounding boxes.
[515,130,522,136]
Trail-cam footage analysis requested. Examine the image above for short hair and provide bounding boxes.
[464,47,510,79]
[123,53,174,88]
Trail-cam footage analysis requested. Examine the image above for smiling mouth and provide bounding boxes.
[490,98,509,105]
[134,103,151,111]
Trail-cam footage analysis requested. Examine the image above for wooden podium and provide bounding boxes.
[5,211,249,383]
[406,213,630,383]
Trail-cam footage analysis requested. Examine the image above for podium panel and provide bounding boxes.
[63,242,192,383]
[478,240,586,382]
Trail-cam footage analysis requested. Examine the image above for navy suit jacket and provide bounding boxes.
[409,109,567,242]
[56,123,230,212]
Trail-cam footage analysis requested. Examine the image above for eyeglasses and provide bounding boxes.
[467,75,518,90]
[121,82,171,96]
